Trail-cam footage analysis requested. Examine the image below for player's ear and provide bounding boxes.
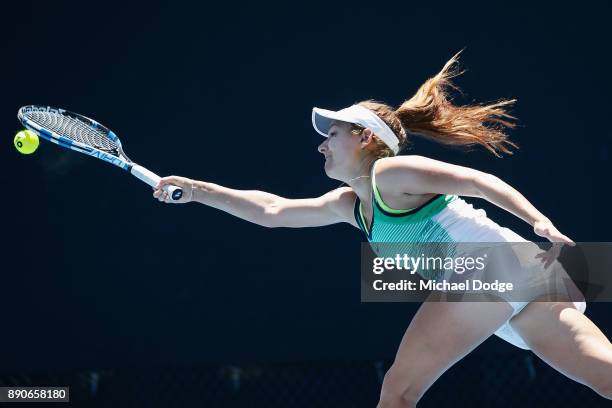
[360,128,374,147]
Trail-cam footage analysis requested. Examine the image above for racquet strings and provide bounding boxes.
[23,110,120,155]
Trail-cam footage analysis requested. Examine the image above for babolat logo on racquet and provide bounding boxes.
[22,105,65,114]
[17,105,183,201]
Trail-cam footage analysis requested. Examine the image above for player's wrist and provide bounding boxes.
[190,181,202,203]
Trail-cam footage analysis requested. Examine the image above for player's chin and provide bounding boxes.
[323,160,334,176]
[324,155,337,167]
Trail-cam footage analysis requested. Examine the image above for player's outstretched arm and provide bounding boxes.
[153,176,356,228]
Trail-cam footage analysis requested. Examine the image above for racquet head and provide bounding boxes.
[17,105,130,162]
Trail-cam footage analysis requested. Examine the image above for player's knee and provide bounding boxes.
[592,377,612,400]
[377,368,420,408]
[377,391,419,408]
[377,392,418,408]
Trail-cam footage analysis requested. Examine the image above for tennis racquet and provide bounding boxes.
[17,105,182,200]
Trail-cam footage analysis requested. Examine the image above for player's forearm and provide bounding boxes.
[191,181,279,227]
[475,174,549,226]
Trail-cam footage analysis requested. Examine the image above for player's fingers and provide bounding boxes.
[155,189,168,200]
[156,179,169,189]
[156,176,184,189]
[562,235,576,246]
[156,189,168,202]
[153,189,162,198]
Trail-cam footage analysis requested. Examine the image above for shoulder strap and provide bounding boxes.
[353,196,364,232]
[370,160,415,214]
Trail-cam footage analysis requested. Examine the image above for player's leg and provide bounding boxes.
[377,298,514,408]
[509,300,612,399]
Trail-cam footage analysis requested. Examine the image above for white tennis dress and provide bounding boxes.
[354,162,586,350]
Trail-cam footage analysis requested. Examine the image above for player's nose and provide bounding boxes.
[318,140,328,154]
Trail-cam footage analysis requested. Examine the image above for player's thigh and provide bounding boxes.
[509,300,612,397]
[381,298,514,403]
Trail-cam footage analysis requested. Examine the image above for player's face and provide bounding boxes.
[317,122,362,181]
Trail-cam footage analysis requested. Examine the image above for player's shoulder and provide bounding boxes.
[375,155,434,173]
[374,155,439,189]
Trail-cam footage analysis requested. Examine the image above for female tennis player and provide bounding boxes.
[153,52,612,406]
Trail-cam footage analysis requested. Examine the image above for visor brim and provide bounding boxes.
[312,107,351,137]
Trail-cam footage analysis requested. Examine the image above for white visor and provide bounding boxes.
[312,105,400,154]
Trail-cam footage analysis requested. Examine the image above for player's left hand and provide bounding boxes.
[533,218,575,268]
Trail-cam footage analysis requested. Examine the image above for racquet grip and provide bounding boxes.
[131,164,183,201]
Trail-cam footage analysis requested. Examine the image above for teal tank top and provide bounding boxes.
[353,161,459,279]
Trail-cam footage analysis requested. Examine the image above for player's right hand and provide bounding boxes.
[153,176,196,204]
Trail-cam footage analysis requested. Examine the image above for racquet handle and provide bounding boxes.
[131,164,183,201]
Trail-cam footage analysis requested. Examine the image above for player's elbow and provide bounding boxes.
[471,172,503,198]
[259,202,284,228]
[259,220,279,228]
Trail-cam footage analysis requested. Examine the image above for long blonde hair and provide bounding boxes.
[354,50,518,158]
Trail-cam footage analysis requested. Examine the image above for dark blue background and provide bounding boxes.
[1,1,610,371]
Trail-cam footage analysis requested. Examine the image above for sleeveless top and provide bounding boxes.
[353,160,528,279]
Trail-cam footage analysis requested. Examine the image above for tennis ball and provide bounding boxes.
[14,129,39,154]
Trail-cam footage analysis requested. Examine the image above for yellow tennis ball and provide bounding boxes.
[14,129,39,154]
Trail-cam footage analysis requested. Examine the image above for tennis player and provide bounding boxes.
[153,52,612,406]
